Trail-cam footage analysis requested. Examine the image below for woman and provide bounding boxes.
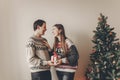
[52,24,79,80]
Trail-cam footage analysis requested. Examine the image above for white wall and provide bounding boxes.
[0,0,120,80]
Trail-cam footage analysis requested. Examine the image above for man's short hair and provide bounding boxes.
[33,19,46,31]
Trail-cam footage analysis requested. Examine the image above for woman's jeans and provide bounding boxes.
[56,71,75,80]
[31,70,51,80]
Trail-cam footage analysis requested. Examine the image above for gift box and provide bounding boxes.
[51,52,58,65]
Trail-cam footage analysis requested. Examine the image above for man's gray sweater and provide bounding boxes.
[26,36,50,73]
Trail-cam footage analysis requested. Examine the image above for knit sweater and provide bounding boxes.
[26,35,50,73]
[55,39,79,73]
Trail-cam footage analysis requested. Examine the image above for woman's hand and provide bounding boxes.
[43,40,51,51]
[56,59,62,65]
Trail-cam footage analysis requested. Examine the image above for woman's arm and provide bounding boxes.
[66,45,79,66]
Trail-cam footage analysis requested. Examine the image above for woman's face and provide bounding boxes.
[52,26,60,37]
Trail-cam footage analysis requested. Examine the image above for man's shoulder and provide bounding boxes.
[27,36,35,42]
[26,36,36,45]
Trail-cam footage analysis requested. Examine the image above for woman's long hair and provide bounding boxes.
[53,24,68,55]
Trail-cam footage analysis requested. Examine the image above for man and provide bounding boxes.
[26,19,53,80]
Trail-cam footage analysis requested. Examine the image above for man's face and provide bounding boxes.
[38,23,47,35]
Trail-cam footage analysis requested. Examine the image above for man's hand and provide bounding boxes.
[47,61,54,66]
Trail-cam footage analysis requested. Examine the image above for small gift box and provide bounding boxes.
[51,52,58,65]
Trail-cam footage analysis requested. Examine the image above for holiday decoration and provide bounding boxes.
[85,13,120,80]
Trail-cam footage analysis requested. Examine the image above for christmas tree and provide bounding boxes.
[85,13,120,80]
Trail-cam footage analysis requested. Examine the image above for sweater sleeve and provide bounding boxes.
[67,45,79,66]
[26,40,48,67]
[65,39,79,66]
